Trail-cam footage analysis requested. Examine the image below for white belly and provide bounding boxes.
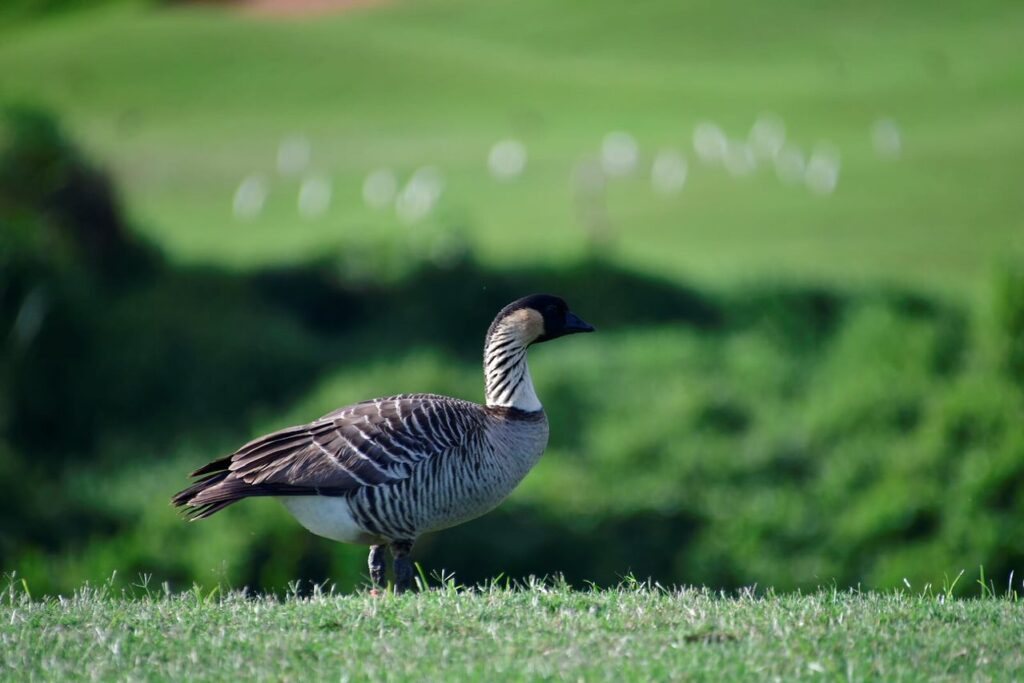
[279,496,377,545]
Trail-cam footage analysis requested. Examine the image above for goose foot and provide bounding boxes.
[368,544,387,589]
[391,540,415,593]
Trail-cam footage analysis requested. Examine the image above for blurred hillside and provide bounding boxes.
[1,0,1023,595]
[1,0,1022,291]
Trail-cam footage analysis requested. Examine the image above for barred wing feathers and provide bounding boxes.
[172,394,485,519]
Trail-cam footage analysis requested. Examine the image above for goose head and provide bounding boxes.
[486,294,595,347]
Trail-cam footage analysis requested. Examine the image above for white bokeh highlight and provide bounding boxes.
[651,149,688,195]
[693,122,728,164]
[805,142,841,195]
[488,139,527,181]
[749,113,786,160]
[298,174,332,219]
[600,131,639,177]
[396,166,445,224]
[362,168,398,210]
[232,174,268,220]
[872,118,902,159]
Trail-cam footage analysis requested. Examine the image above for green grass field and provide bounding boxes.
[1,0,1022,295]
[3,579,1022,681]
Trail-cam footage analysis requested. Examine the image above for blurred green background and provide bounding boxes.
[2,0,1022,596]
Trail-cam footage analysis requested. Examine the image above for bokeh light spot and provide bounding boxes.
[693,121,728,164]
[488,139,527,181]
[872,118,902,159]
[232,174,269,220]
[396,166,444,224]
[749,113,786,160]
[362,168,398,210]
[601,131,639,177]
[651,149,688,194]
[298,174,332,219]
[805,141,841,195]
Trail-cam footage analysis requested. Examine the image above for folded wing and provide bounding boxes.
[172,394,484,519]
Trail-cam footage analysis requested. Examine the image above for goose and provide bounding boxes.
[172,294,594,592]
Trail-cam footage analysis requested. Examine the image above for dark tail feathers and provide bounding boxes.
[172,461,323,520]
[171,470,249,520]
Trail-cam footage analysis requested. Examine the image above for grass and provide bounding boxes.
[2,578,1023,681]
[0,0,1022,295]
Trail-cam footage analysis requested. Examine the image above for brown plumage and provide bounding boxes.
[172,294,595,591]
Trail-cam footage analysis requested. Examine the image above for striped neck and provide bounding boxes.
[483,327,542,412]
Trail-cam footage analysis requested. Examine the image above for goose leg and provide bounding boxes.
[390,540,415,593]
[368,544,387,590]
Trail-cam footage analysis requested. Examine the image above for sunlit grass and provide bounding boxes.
[2,576,1023,681]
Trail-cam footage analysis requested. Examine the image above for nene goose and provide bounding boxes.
[172,294,594,592]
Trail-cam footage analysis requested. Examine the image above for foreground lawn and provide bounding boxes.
[2,582,1021,681]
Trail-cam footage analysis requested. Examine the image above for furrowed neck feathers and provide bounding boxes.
[483,314,542,412]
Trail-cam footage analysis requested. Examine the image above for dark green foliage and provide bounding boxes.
[993,263,1024,386]
[2,109,1023,597]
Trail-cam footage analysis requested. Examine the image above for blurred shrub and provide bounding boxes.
[30,275,1021,597]
[423,295,1022,594]
[992,263,1024,386]
[1,106,335,451]
[0,108,329,575]
[0,104,157,278]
